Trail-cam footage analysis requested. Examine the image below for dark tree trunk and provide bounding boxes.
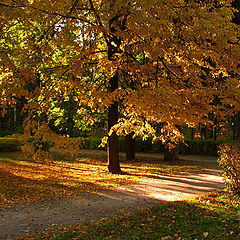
[163,145,179,161]
[13,104,17,130]
[106,11,128,173]
[125,132,136,160]
[213,126,217,140]
[235,111,240,140]
[213,117,218,140]
[107,72,121,173]
[209,125,214,139]
[233,115,236,140]
[191,128,195,140]
[201,126,206,140]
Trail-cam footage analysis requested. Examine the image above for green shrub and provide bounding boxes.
[179,140,219,156]
[15,126,24,134]
[218,144,240,195]
[81,137,240,157]
[0,138,21,152]
[179,140,240,156]
[82,137,105,150]
[0,129,13,137]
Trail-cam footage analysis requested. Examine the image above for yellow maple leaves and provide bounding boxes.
[1,0,240,152]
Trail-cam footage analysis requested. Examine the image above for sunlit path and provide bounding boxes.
[0,153,224,239]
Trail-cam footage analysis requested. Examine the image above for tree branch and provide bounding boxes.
[88,0,110,45]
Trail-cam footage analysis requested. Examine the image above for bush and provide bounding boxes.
[82,137,105,150]
[81,137,240,157]
[179,140,240,156]
[0,137,21,152]
[0,129,13,137]
[179,140,218,156]
[218,144,240,195]
[15,126,24,134]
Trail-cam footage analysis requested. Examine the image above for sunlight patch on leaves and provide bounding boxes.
[0,152,201,208]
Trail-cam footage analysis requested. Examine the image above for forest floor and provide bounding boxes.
[0,150,224,239]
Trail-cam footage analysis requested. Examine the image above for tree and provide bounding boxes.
[1,0,240,173]
[125,132,136,161]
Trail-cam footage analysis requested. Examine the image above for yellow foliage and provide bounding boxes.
[1,0,240,149]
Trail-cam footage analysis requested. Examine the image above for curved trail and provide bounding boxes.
[0,152,224,239]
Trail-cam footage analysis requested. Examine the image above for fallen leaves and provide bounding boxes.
[39,191,239,240]
[0,151,202,209]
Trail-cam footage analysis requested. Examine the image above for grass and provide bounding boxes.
[32,191,240,240]
[0,151,203,208]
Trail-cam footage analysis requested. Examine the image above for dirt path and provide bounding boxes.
[0,152,225,239]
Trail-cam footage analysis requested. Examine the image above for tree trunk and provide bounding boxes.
[235,111,240,140]
[13,104,17,130]
[163,145,179,161]
[201,126,206,140]
[233,115,236,140]
[125,132,136,160]
[191,128,195,140]
[107,72,121,173]
[106,12,126,173]
[213,117,218,140]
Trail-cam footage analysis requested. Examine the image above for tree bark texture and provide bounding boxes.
[163,145,179,161]
[125,132,136,160]
[235,111,240,140]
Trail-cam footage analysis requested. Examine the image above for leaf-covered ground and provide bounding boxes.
[32,191,240,240]
[0,151,202,208]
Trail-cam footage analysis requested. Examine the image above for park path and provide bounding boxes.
[0,151,225,239]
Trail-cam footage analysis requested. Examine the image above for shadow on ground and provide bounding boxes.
[0,167,225,239]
